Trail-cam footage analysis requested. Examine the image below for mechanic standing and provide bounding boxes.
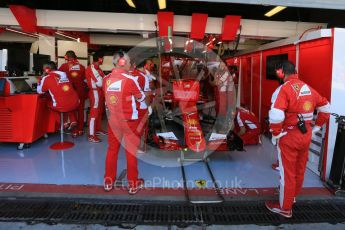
[103,51,146,194]
[214,61,236,133]
[37,61,79,127]
[266,61,330,218]
[85,51,107,143]
[133,60,155,152]
[235,106,261,145]
[59,50,87,137]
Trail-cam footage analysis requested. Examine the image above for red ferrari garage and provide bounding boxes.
[1,0,345,228]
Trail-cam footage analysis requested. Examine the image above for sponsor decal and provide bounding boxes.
[71,71,79,78]
[292,84,300,92]
[195,180,206,188]
[70,65,81,71]
[299,84,312,96]
[109,95,118,105]
[108,80,122,92]
[62,85,70,92]
[303,101,313,111]
[106,79,111,87]
[0,183,24,191]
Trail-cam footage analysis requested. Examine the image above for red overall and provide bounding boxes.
[85,63,105,136]
[103,68,145,187]
[59,60,87,131]
[235,108,261,145]
[269,74,330,210]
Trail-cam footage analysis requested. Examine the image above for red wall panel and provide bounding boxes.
[240,57,251,107]
[251,55,261,117]
[298,38,332,100]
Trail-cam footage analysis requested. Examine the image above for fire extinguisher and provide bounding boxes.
[327,113,345,195]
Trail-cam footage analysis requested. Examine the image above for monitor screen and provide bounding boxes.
[7,48,30,76]
[0,78,6,96]
[9,78,33,93]
[33,54,51,75]
[266,54,288,80]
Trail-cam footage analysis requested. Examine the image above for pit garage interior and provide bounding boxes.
[1,0,345,222]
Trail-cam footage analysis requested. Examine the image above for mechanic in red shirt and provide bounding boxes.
[37,61,79,128]
[85,51,107,143]
[266,61,330,218]
[130,60,154,153]
[235,107,261,145]
[59,50,87,137]
[103,51,146,195]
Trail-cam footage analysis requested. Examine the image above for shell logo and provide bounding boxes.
[62,85,70,92]
[109,95,118,105]
[303,101,313,111]
[71,72,78,78]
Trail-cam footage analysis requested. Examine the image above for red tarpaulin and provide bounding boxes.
[9,5,37,33]
[222,15,241,41]
[190,13,208,40]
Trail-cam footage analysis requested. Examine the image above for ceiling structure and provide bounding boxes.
[0,0,344,54]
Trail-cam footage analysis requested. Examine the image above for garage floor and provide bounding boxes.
[0,131,323,190]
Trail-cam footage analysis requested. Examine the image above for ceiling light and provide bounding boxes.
[158,0,166,9]
[6,28,39,38]
[126,0,136,8]
[55,32,79,41]
[264,6,287,17]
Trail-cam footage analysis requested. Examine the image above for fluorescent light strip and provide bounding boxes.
[55,32,79,41]
[126,0,136,8]
[158,0,166,9]
[6,28,39,38]
[264,6,287,17]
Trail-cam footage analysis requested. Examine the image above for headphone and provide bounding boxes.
[44,67,52,74]
[276,67,285,79]
[117,50,126,67]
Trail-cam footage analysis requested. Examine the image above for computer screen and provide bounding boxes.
[0,78,6,96]
[33,54,51,75]
[9,78,33,93]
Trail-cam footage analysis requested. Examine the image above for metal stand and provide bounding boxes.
[326,114,345,196]
[50,112,75,150]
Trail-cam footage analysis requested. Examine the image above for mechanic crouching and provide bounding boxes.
[37,61,79,130]
[103,51,146,195]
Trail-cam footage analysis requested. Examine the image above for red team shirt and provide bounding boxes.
[59,60,87,98]
[85,64,105,90]
[103,69,145,121]
[269,74,330,136]
[37,71,79,112]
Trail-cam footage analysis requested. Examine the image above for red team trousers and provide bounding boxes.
[104,118,141,186]
[277,126,312,210]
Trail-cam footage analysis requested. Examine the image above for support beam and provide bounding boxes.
[0,8,326,39]
[172,0,345,10]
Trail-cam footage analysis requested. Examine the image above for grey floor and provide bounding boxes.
[0,133,323,189]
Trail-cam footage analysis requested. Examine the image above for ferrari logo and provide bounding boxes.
[195,180,206,188]
[62,85,70,92]
[107,79,111,87]
[109,95,118,105]
[187,119,198,126]
[71,72,78,78]
[303,101,313,111]
[292,84,300,92]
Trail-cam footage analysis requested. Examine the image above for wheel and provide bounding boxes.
[17,143,24,150]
